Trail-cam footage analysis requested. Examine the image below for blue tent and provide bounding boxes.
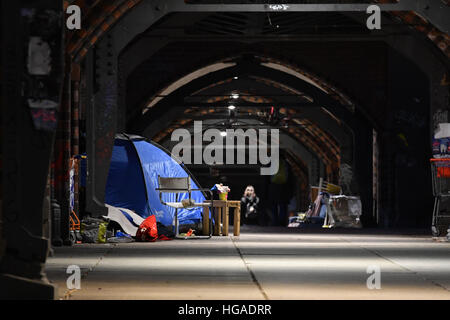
[105,134,206,226]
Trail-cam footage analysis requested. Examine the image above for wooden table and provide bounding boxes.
[202,200,241,236]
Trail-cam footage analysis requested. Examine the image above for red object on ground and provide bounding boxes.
[136,215,172,242]
[136,215,159,242]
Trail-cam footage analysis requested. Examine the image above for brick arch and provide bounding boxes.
[130,57,356,181]
[151,106,340,183]
[131,54,355,162]
[65,0,143,61]
[151,114,316,203]
[376,0,449,58]
[133,52,361,126]
[192,78,341,163]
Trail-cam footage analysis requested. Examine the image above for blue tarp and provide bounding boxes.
[105,135,205,226]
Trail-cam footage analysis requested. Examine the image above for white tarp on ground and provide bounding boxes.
[104,204,144,236]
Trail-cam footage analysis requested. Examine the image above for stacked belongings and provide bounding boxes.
[306,191,330,226]
[78,205,175,243]
[302,179,337,228]
[80,216,133,244]
[80,217,111,243]
[104,134,206,233]
[288,191,330,228]
[290,178,362,228]
[328,195,362,228]
[105,205,174,242]
[77,135,206,239]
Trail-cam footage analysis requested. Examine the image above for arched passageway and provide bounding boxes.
[1,0,449,299]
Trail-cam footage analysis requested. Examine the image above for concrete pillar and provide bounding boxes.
[0,0,63,299]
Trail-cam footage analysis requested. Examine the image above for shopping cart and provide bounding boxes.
[430,159,450,237]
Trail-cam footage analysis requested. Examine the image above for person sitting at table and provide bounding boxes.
[241,185,260,225]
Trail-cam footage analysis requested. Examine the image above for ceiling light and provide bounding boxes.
[220,131,227,137]
[231,93,239,99]
[228,105,236,110]
[233,76,238,80]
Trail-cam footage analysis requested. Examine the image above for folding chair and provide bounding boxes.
[156,175,213,239]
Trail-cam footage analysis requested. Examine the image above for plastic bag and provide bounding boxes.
[136,215,158,242]
[97,222,108,243]
[81,217,106,243]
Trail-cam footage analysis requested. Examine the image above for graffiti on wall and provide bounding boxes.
[22,9,62,132]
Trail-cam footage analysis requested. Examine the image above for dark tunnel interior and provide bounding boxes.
[0,0,449,301]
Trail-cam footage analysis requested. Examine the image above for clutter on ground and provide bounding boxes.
[288,178,362,229]
[80,217,111,243]
[75,205,177,244]
[104,134,205,227]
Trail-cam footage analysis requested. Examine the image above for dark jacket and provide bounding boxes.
[241,195,260,219]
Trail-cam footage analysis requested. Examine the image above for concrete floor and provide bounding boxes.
[45,226,450,300]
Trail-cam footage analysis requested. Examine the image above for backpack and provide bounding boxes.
[136,215,173,242]
[136,215,159,242]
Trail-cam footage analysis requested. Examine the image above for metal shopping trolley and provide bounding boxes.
[430,159,450,237]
